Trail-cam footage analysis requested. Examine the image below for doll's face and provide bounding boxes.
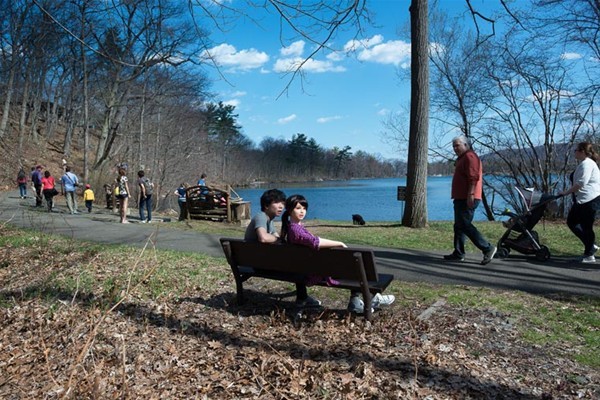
[289,202,307,222]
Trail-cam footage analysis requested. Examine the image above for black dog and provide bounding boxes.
[352,214,366,225]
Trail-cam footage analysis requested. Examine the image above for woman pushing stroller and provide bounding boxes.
[559,142,600,264]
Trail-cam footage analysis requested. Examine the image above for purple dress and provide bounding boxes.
[287,222,339,286]
[287,222,320,249]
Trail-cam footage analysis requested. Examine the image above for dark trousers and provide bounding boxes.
[453,199,492,256]
[85,200,93,213]
[567,198,599,256]
[178,200,188,221]
[35,183,43,207]
[139,194,152,221]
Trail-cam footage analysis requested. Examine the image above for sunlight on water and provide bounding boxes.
[234,177,503,222]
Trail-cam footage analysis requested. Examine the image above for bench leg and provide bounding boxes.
[364,292,373,321]
[234,276,245,304]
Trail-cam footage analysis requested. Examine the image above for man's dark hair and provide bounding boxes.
[260,189,286,211]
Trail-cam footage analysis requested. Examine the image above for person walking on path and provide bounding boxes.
[41,170,58,212]
[32,165,44,207]
[443,135,496,265]
[559,142,600,263]
[116,167,131,223]
[61,166,80,214]
[83,184,95,213]
[137,170,154,223]
[17,168,28,199]
[280,194,395,314]
[244,189,320,308]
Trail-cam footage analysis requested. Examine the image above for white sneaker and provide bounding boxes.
[347,296,373,314]
[372,293,395,309]
[582,255,596,264]
[593,244,599,255]
[140,220,146,223]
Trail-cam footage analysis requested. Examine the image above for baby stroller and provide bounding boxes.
[497,187,560,261]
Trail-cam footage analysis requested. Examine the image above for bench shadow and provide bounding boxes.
[0,283,542,398]
[116,297,539,399]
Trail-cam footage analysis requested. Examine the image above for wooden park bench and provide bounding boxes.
[219,238,394,320]
[186,185,230,221]
[185,185,251,223]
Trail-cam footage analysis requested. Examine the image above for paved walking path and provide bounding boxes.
[1,190,598,298]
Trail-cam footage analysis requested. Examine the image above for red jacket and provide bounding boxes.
[451,150,483,200]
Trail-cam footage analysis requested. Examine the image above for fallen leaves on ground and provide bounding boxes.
[0,226,597,399]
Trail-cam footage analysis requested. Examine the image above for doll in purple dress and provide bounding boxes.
[280,194,395,314]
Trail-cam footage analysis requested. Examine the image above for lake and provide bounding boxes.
[234,176,499,222]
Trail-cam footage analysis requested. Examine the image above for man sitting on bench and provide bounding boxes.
[244,189,321,307]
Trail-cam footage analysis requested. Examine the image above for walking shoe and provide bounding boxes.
[295,295,322,308]
[443,253,465,261]
[372,293,395,309]
[140,220,147,223]
[593,244,599,255]
[581,255,596,264]
[347,296,373,314]
[481,246,497,265]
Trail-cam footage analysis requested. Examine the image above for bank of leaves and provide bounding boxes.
[0,225,598,399]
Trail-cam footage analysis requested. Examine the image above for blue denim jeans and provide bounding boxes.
[19,183,27,197]
[453,199,492,256]
[139,194,152,222]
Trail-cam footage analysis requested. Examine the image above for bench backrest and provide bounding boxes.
[220,238,380,282]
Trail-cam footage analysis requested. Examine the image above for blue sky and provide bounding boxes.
[200,1,492,160]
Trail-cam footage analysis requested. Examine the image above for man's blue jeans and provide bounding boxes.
[139,194,152,222]
[453,199,492,256]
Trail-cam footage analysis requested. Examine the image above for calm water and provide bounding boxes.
[234,176,496,222]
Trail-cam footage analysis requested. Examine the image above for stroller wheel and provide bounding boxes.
[535,246,551,261]
[497,246,510,259]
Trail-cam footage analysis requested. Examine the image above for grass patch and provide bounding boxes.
[183,218,584,256]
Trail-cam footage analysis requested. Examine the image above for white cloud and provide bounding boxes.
[277,114,297,124]
[202,43,269,71]
[223,99,240,108]
[231,91,247,97]
[561,52,582,60]
[326,52,343,62]
[317,115,342,123]
[343,35,385,52]
[344,35,411,66]
[273,57,346,73]
[377,108,390,116]
[281,40,305,57]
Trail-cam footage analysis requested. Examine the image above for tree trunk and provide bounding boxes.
[0,67,16,139]
[403,0,429,228]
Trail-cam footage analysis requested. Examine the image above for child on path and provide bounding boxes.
[280,194,395,314]
[17,168,27,198]
[83,184,95,213]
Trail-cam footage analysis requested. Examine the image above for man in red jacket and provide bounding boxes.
[443,135,496,265]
